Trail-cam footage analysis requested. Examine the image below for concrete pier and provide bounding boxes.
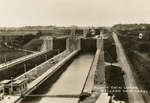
[66,37,81,51]
[95,38,105,85]
[40,36,67,51]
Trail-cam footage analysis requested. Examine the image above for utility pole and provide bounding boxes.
[24,64,27,73]
[35,64,38,77]
[24,64,27,79]
[4,55,7,64]
[4,55,8,69]
[57,49,60,54]
[10,77,13,95]
[45,54,47,61]
[25,51,27,56]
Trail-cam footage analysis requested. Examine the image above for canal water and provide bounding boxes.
[22,53,94,103]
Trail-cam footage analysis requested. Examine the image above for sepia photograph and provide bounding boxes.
[0,0,150,103]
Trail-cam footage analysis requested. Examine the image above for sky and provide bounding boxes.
[0,0,150,27]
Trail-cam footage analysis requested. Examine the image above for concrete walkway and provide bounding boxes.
[113,32,145,103]
[95,93,110,103]
[0,51,46,72]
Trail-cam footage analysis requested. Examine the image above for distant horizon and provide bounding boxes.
[1,22,150,28]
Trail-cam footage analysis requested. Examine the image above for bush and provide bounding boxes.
[138,43,150,53]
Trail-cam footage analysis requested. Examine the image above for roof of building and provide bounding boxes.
[0,80,11,84]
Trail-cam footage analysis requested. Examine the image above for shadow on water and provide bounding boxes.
[22,51,95,102]
[22,53,79,102]
[105,65,128,102]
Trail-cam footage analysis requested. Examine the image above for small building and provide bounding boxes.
[11,79,28,95]
[0,80,11,100]
[0,79,28,96]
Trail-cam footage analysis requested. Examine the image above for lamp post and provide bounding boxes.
[10,77,13,95]
[44,54,47,61]
[24,64,27,80]
[24,64,27,73]
[4,55,8,69]
[35,64,38,77]
[4,55,7,64]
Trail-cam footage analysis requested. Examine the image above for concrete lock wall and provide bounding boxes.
[97,38,103,50]
[53,38,66,52]
[47,39,53,50]
[66,37,81,51]
[66,38,99,52]
[45,37,66,51]
[48,37,103,52]
[95,38,105,85]
[80,38,96,52]
[40,37,53,51]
